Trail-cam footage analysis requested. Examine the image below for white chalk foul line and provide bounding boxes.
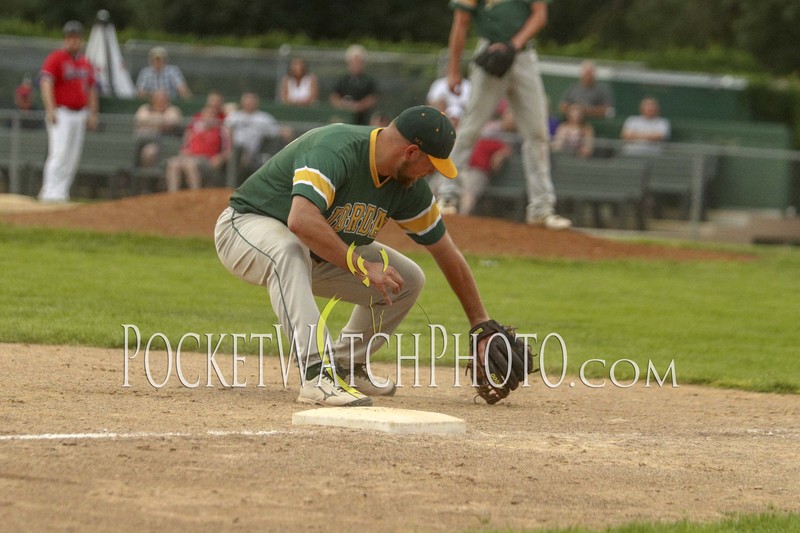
[0,429,282,442]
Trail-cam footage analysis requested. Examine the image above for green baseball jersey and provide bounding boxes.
[450,0,550,43]
[230,123,446,247]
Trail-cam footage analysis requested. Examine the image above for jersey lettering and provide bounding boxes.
[368,208,388,239]
[345,203,367,233]
[357,204,377,235]
[327,203,388,239]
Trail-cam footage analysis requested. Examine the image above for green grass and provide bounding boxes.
[2,224,799,393]
[0,226,270,347]
[525,511,800,532]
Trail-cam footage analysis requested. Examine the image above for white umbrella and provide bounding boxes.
[85,10,136,98]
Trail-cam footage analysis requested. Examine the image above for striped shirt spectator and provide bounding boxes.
[135,46,191,100]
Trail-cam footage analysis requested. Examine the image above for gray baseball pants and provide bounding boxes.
[441,44,556,219]
[214,206,425,367]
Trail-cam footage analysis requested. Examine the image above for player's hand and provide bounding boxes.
[45,109,56,125]
[447,72,463,95]
[487,41,512,53]
[475,336,489,366]
[87,112,99,130]
[363,260,404,304]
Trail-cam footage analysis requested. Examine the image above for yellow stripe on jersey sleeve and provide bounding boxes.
[293,167,335,209]
[395,199,442,236]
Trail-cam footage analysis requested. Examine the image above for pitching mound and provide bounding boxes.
[1,189,752,261]
[0,193,82,214]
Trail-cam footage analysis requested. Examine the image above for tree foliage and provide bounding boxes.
[729,0,800,74]
[2,0,798,75]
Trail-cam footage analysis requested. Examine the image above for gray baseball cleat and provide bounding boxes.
[338,364,397,397]
[526,213,572,231]
[297,366,372,407]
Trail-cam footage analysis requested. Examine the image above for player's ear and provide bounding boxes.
[404,143,421,160]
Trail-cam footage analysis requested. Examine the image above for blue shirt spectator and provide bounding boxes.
[136,46,191,101]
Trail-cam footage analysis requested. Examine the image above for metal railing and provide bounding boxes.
[0,109,44,195]
[588,137,800,238]
[0,108,329,196]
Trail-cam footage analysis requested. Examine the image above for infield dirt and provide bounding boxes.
[1,190,796,531]
[1,343,798,531]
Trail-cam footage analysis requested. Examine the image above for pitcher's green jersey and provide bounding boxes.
[450,0,548,43]
[230,123,445,247]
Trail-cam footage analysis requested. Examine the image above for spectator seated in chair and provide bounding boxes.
[558,60,615,120]
[224,92,293,180]
[133,89,183,168]
[165,105,231,192]
[551,104,594,159]
[135,46,191,101]
[280,58,319,107]
[329,44,378,125]
[458,107,516,216]
[14,72,43,129]
[620,97,671,157]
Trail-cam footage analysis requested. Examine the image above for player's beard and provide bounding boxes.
[395,161,420,189]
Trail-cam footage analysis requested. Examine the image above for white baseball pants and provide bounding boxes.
[39,107,88,202]
[214,206,425,367]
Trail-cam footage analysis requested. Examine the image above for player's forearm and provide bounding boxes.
[511,2,548,50]
[427,233,489,327]
[287,196,353,273]
[288,197,399,298]
[446,11,470,79]
[89,88,99,114]
[40,78,56,114]
[86,88,100,129]
[443,259,490,327]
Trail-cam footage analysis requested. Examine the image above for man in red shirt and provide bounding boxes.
[38,20,98,202]
[165,104,231,192]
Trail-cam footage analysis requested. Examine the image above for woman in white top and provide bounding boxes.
[280,58,319,106]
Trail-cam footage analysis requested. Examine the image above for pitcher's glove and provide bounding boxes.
[468,320,537,404]
[474,42,517,77]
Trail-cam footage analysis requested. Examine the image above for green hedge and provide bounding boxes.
[746,77,800,148]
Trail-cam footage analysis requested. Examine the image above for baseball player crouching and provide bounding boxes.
[215,106,494,406]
